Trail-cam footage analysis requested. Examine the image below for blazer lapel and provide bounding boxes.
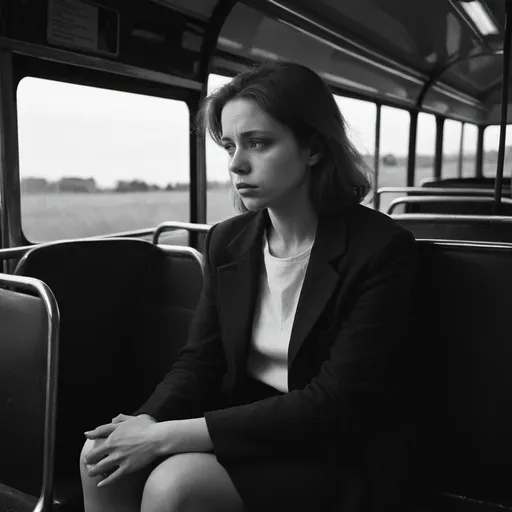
[287,212,349,367]
[217,210,268,383]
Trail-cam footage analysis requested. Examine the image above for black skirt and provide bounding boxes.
[215,377,355,512]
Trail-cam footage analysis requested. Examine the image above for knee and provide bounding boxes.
[79,438,106,478]
[142,456,192,512]
[80,439,94,461]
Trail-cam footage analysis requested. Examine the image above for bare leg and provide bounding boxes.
[141,452,246,512]
[80,438,153,512]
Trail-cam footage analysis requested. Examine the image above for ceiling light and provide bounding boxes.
[460,0,498,36]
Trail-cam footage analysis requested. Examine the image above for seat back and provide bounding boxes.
[131,244,204,402]
[415,241,512,506]
[0,274,59,505]
[420,177,511,190]
[387,196,512,216]
[14,238,203,482]
[393,214,512,243]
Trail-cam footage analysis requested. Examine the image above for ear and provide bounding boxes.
[307,135,324,166]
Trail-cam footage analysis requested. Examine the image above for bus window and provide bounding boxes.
[462,124,478,177]
[442,119,463,178]
[415,113,436,186]
[17,77,189,242]
[483,125,512,177]
[334,96,376,207]
[379,106,410,212]
[206,74,236,224]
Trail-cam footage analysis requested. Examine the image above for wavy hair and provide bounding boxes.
[197,61,372,214]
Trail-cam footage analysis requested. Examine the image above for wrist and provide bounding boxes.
[147,418,213,457]
[148,422,176,457]
[137,413,156,423]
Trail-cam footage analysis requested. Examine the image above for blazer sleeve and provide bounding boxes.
[204,230,418,463]
[134,224,227,421]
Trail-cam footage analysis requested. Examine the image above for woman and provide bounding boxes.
[80,61,418,512]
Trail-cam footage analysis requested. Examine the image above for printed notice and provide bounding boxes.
[47,0,99,52]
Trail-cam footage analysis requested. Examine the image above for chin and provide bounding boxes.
[240,198,269,212]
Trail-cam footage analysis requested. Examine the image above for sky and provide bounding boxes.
[16,73,506,188]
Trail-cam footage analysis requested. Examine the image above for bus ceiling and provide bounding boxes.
[0,0,510,125]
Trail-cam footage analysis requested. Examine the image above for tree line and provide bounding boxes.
[21,177,231,194]
[20,149,505,194]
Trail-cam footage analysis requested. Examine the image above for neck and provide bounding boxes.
[266,188,318,257]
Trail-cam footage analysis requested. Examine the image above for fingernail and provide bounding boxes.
[84,431,91,435]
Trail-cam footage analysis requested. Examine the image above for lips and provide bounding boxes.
[235,183,257,190]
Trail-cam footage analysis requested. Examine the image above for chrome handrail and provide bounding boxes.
[377,186,499,197]
[391,213,512,223]
[387,195,512,215]
[0,244,31,260]
[158,244,205,275]
[0,274,60,512]
[152,221,211,245]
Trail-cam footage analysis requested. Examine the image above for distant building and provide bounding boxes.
[21,177,50,194]
[58,177,97,193]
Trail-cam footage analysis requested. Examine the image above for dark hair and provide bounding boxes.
[197,61,372,214]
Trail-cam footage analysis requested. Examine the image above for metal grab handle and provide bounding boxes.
[387,196,512,215]
[152,221,211,245]
[0,273,60,512]
[377,186,500,197]
[158,244,205,275]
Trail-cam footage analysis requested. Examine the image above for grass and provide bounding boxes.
[21,189,238,242]
[21,161,500,243]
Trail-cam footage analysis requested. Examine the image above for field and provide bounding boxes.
[21,161,497,243]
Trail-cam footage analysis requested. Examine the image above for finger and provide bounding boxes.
[87,456,118,478]
[111,414,132,424]
[84,423,117,439]
[84,443,111,466]
[97,465,124,488]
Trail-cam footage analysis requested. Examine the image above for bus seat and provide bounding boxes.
[392,214,512,243]
[0,274,59,512]
[414,241,512,510]
[14,238,203,510]
[420,177,512,190]
[387,196,512,216]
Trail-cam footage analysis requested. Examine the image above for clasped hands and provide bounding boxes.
[83,413,159,487]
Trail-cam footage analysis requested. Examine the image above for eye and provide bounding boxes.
[249,139,266,149]
[222,143,235,155]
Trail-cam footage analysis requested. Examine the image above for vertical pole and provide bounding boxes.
[373,104,382,210]
[0,50,22,273]
[493,0,512,215]
[434,117,445,180]
[476,126,485,178]
[458,122,465,178]
[407,111,418,187]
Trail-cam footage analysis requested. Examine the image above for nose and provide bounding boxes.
[228,147,250,176]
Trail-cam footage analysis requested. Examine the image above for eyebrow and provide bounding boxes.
[220,130,272,143]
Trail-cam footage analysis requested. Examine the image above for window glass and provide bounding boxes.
[206,74,237,224]
[18,77,190,242]
[461,124,478,177]
[378,106,410,213]
[483,125,512,177]
[334,96,376,207]
[442,119,463,178]
[415,113,436,186]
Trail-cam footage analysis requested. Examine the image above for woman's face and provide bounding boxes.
[220,98,311,212]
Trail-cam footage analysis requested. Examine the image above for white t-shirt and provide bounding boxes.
[247,233,313,392]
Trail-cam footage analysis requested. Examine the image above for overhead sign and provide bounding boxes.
[47,0,119,57]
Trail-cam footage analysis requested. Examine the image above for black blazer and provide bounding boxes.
[137,204,419,511]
